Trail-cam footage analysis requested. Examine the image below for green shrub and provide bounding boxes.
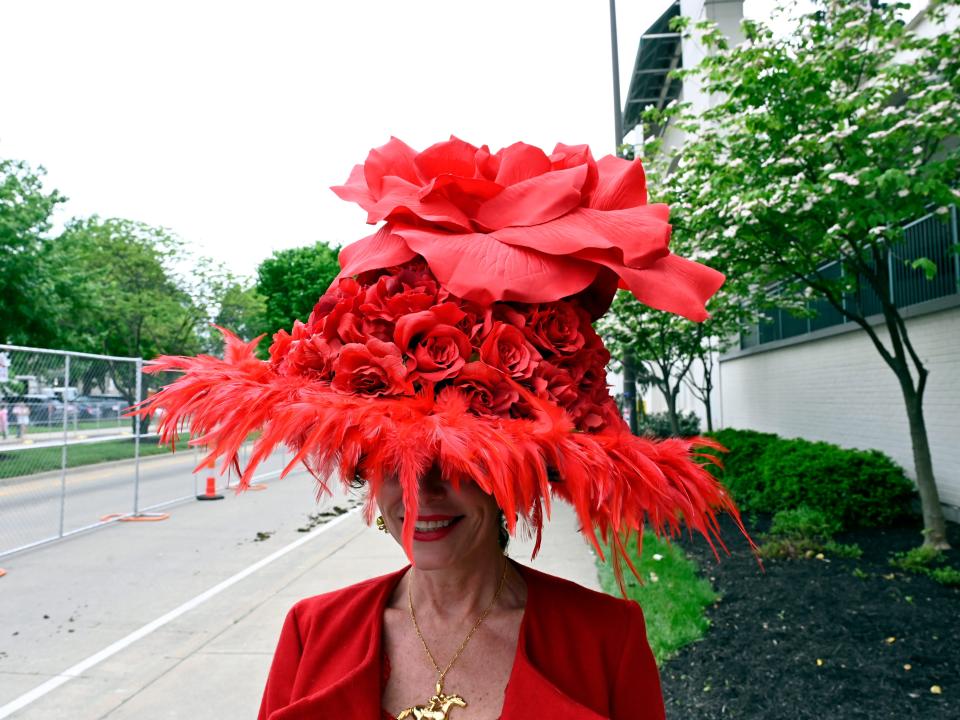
[889,547,960,586]
[701,428,779,509]
[769,506,840,541]
[929,566,960,587]
[758,507,859,560]
[638,411,701,439]
[758,440,913,529]
[758,536,823,559]
[703,429,914,530]
[890,545,945,573]
[823,541,863,559]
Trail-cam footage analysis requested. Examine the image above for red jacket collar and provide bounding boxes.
[266,562,609,720]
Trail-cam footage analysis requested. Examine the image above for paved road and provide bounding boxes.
[0,462,602,719]
[0,445,287,555]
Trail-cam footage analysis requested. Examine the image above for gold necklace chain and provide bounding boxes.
[407,557,509,689]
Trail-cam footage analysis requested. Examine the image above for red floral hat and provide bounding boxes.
[139,137,744,584]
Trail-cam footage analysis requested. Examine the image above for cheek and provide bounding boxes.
[456,484,500,521]
[375,478,403,511]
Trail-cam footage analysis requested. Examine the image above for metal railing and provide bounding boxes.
[0,345,255,558]
[741,205,959,349]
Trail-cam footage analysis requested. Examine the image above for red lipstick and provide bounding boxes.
[410,515,463,542]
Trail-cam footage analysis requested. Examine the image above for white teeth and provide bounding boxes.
[415,519,455,531]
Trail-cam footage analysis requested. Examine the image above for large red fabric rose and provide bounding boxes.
[524,302,588,356]
[332,137,724,321]
[479,322,541,380]
[448,361,520,418]
[331,338,415,397]
[394,303,471,382]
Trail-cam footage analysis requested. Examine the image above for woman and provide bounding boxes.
[138,137,745,719]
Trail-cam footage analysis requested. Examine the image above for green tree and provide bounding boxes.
[51,217,221,429]
[0,159,65,344]
[212,281,266,347]
[602,147,753,435]
[602,288,746,435]
[255,241,341,336]
[649,0,960,547]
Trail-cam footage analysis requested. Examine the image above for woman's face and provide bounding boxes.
[376,465,501,571]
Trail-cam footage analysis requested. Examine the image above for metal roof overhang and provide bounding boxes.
[622,1,683,137]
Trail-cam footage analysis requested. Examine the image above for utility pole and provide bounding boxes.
[609,0,639,433]
[609,0,624,150]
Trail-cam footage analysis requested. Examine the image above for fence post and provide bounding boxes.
[58,355,70,538]
[887,249,895,306]
[133,357,143,515]
[952,205,959,292]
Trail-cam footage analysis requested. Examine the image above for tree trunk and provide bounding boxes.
[898,376,949,548]
[701,355,715,433]
[664,387,681,436]
[623,354,639,435]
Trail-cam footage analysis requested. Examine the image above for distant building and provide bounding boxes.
[620,1,960,520]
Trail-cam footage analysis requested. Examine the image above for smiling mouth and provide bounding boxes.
[414,517,459,531]
[399,515,465,533]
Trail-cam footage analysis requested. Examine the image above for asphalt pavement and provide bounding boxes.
[0,461,602,719]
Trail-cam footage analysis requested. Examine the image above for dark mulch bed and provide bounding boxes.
[659,513,960,720]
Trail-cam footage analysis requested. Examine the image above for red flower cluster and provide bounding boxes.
[267,261,620,432]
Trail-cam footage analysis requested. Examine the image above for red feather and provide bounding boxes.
[133,329,754,583]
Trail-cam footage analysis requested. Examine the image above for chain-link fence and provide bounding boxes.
[0,344,259,558]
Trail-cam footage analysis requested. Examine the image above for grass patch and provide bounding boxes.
[23,417,128,435]
[597,532,718,664]
[0,435,186,480]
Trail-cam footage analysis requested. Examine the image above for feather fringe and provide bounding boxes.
[133,329,754,586]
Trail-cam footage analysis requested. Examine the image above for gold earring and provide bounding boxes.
[376,516,388,533]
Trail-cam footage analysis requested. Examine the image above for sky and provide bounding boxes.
[0,0,911,282]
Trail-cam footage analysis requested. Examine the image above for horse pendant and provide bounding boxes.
[397,681,467,720]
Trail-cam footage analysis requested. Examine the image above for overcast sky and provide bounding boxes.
[0,0,908,281]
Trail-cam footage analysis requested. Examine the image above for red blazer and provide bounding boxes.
[258,561,665,720]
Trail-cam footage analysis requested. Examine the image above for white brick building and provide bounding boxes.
[620,0,960,520]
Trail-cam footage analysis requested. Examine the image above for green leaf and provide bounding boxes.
[909,257,938,281]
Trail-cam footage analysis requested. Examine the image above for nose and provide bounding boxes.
[417,466,447,503]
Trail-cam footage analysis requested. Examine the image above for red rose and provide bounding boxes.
[363,317,393,343]
[449,362,519,418]
[331,339,415,397]
[556,346,610,383]
[268,328,294,368]
[525,302,588,356]
[479,322,541,380]
[309,277,362,331]
[492,303,526,328]
[453,301,493,345]
[394,303,471,382]
[332,136,724,321]
[358,272,438,322]
[530,361,579,409]
[358,275,403,320]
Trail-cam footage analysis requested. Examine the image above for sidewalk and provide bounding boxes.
[0,469,601,719]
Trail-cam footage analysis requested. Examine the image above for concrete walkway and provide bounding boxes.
[0,468,602,719]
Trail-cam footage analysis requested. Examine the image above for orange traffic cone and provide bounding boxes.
[197,459,224,501]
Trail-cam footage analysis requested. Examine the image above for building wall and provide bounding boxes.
[718,305,960,511]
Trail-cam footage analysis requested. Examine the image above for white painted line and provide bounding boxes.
[0,506,361,719]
